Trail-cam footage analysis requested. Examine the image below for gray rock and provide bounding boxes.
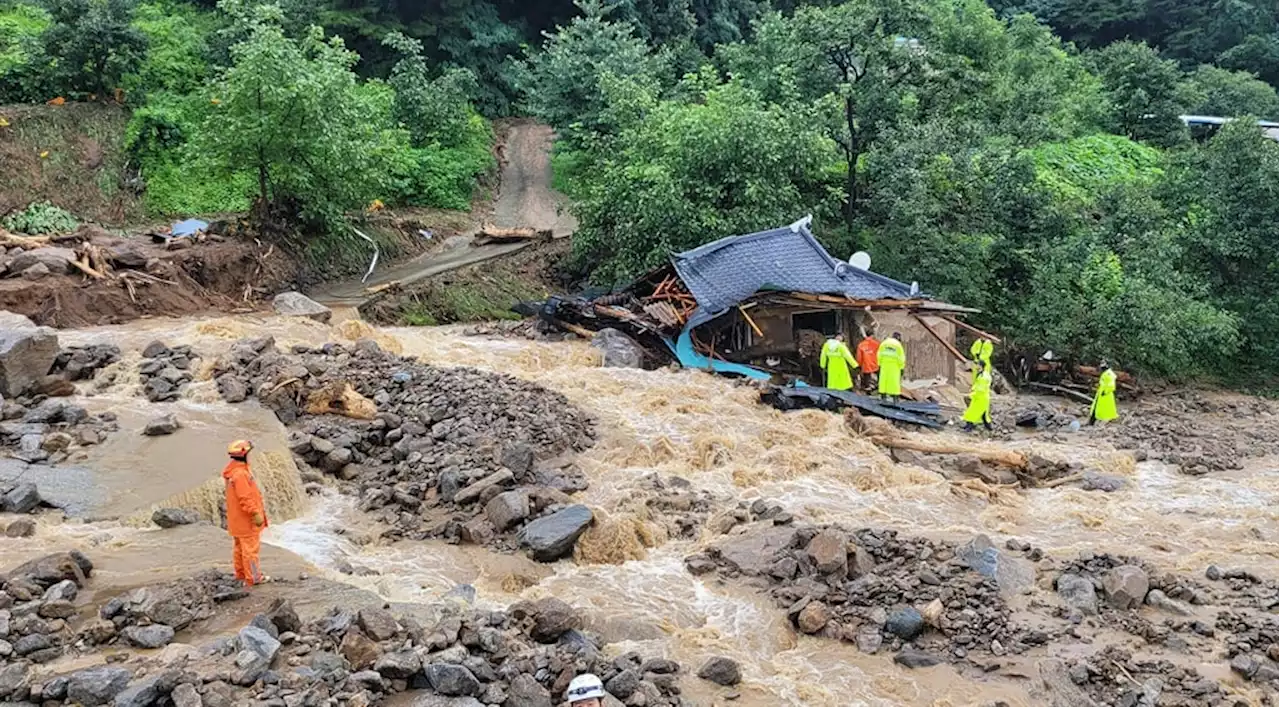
[437,469,463,503]
[517,504,594,561]
[0,324,60,397]
[591,328,645,368]
[67,666,132,706]
[1101,565,1150,610]
[142,414,181,436]
[1080,472,1126,492]
[855,625,883,654]
[113,670,179,707]
[216,376,248,403]
[272,293,332,323]
[231,649,269,686]
[805,529,848,575]
[171,683,201,707]
[42,579,77,602]
[894,649,943,668]
[4,517,35,537]
[400,696,483,707]
[1,482,41,514]
[1056,573,1098,617]
[530,597,581,643]
[108,242,150,269]
[504,673,551,707]
[42,675,68,700]
[1205,565,1222,581]
[499,443,535,480]
[122,624,175,648]
[1037,659,1099,707]
[485,490,530,531]
[1230,654,1259,679]
[421,664,480,697]
[13,633,52,655]
[373,650,420,679]
[238,625,281,662]
[10,248,75,275]
[0,662,28,700]
[1144,589,1191,616]
[357,608,399,641]
[886,607,924,640]
[453,469,514,505]
[266,599,301,634]
[151,508,199,528]
[605,668,641,697]
[956,534,1035,597]
[22,262,52,279]
[696,656,741,686]
[710,526,798,575]
[38,598,76,618]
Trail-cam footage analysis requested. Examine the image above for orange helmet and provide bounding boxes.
[227,440,253,457]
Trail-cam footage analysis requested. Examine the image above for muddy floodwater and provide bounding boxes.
[1,311,1276,706]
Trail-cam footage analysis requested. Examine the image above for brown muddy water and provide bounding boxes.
[1,312,1275,706]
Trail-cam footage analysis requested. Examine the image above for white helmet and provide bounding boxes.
[565,674,605,703]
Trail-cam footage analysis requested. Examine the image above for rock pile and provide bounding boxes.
[138,341,201,403]
[0,397,117,463]
[1059,646,1240,706]
[0,551,95,666]
[49,344,120,381]
[4,565,690,707]
[685,524,1032,667]
[209,337,597,560]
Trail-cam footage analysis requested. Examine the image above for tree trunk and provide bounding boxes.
[843,95,860,238]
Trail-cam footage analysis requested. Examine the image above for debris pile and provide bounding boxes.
[685,525,1034,667]
[137,341,201,403]
[1059,646,1239,706]
[210,336,598,560]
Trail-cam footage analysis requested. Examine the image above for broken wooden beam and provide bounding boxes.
[472,224,553,246]
[912,313,968,363]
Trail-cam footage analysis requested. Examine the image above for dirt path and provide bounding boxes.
[309,120,574,306]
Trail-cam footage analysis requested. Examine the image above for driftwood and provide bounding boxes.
[0,231,51,249]
[472,224,552,246]
[868,433,1029,468]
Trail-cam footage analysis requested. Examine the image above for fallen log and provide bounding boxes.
[0,231,51,249]
[866,433,1029,468]
[472,224,552,246]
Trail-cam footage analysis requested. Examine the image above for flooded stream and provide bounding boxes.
[2,312,1275,706]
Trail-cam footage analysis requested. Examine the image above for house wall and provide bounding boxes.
[865,311,960,385]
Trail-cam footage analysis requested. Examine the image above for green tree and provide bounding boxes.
[0,2,52,102]
[571,78,841,283]
[1086,41,1188,147]
[199,1,405,229]
[1179,65,1278,119]
[722,1,931,235]
[383,31,479,146]
[515,0,661,142]
[1166,121,1279,383]
[41,0,147,99]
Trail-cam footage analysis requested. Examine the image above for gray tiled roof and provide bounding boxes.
[672,217,918,322]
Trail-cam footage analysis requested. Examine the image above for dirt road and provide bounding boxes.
[309,120,574,306]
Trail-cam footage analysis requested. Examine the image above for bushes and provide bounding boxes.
[2,201,80,234]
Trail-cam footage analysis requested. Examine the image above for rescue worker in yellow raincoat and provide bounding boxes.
[223,440,270,586]
[877,332,905,401]
[969,339,994,384]
[1089,362,1119,424]
[963,366,994,431]
[819,333,858,391]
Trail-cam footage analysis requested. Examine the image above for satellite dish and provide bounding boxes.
[848,251,872,270]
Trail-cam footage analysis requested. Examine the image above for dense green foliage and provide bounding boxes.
[1,0,1275,382]
[1,200,79,233]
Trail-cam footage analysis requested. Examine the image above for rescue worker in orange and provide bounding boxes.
[223,440,270,585]
[855,331,880,392]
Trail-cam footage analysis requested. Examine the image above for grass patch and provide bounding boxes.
[398,276,544,325]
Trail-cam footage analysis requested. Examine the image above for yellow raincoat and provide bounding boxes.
[969,339,993,383]
[877,337,905,396]
[820,338,858,391]
[1091,368,1118,421]
[963,368,993,425]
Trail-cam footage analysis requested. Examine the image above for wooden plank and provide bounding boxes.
[1026,381,1094,405]
[940,315,1002,344]
[912,314,967,363]
[738,305,764,338]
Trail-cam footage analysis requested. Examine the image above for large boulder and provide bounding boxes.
[1056,573,1098,618]
[504,674,552,707]
[66,666,132,706]
[5,550,92,587]
[485,490,530,531]
[1101,565,1150,610]
[113,671,180,707]
[529,598,582,643]
[0,324,59,397]
[956,534,1035,597]
[697,656,742,686]
[421,664,481,697]
[1,482,42,514]
[122,624,175,649]
[151,508,199,528]
[517,504,593,561]
[10,248,75,275]
[805,529,848,575]
[710,526,798,576]
[272,292,332,323]
[591,328,645,368]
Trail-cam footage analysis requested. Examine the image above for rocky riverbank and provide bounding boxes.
[0,550,707,707]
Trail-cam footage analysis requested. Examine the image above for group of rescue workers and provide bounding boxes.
[819,329,1119,431]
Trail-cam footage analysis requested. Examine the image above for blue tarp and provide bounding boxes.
[170,219,209,237]
[665,328,772,380]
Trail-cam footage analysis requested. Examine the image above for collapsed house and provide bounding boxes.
[537,216,995,393]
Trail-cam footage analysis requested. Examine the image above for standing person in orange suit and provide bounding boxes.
[223,440,270,585]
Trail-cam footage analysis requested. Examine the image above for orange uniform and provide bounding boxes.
[223,459,268,585]
[856,336,881,373]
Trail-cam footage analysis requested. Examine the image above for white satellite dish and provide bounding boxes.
[848,251,872,270]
